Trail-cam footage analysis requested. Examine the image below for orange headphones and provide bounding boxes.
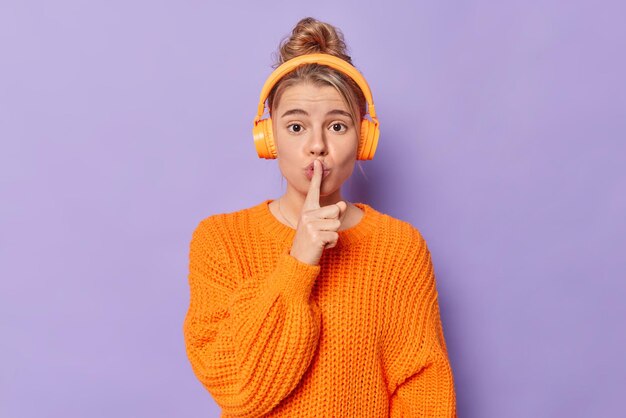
[252,53,380,160]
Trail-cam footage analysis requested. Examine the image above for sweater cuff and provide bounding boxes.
[268,248,321,304]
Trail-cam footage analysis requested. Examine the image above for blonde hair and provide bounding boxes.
[267,17,367,134]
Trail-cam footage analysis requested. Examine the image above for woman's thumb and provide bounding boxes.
[337,201,348,218]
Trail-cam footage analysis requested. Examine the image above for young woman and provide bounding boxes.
[183,17,457,417]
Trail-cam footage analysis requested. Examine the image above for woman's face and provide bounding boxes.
[271,82,359,198]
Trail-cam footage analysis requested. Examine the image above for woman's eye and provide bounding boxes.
[330,123,347,133]
[287,123,303,133]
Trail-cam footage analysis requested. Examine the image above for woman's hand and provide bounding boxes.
[289,159,348,266]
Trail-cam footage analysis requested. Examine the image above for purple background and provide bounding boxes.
[1,1,624,417]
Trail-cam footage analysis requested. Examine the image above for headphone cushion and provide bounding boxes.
[359,119,379,160]
[253,119,277,159]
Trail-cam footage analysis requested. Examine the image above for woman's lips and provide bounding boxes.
[304,164,331,181]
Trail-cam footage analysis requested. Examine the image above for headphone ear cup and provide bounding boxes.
[253,118,278,159]
[358,119,380,160]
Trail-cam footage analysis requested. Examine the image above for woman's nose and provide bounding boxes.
[308,128,328,156]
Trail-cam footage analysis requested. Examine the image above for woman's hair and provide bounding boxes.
[268,17,367,134]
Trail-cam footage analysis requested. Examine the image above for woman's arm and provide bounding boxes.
[183,217,322,417]
[384,229,457,417]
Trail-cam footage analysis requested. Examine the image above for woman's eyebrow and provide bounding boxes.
[280,109,351,118]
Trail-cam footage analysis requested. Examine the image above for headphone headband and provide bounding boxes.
[254,53,378,126]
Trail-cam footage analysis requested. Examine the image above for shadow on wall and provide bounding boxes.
[344,126,411,214]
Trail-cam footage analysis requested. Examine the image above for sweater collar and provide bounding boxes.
[251,199,379,248]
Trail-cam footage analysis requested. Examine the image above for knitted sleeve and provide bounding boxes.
[384,229,457,417]
[182,217,322,417]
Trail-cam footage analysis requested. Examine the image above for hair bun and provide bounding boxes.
[272,17,353,68]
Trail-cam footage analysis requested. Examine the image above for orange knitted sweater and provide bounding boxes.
[183,199,456,417]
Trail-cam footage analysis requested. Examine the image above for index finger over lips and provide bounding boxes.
[303,159,322,211]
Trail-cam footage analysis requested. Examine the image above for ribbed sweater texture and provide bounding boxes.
[183,199,456,417]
